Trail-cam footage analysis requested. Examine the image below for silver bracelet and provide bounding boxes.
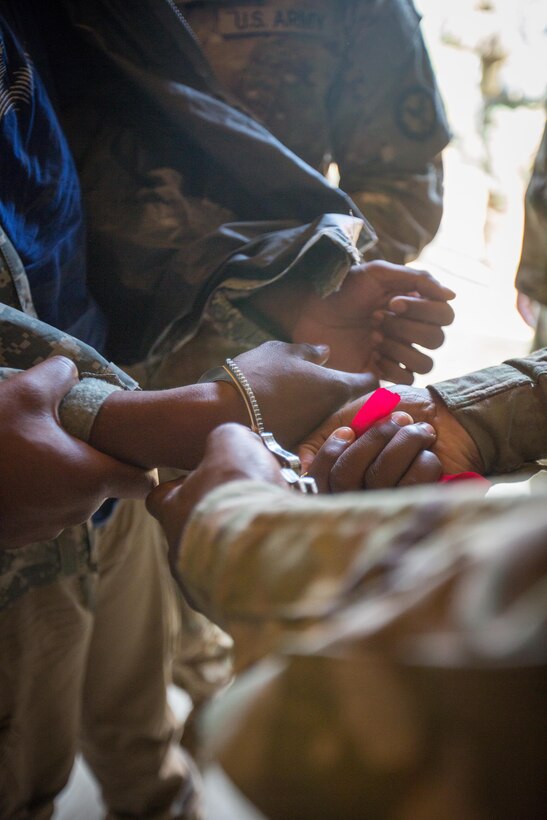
[224,358,264,434]
[198,359,318,494]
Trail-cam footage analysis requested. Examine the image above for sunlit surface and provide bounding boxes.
[412,0,545,384]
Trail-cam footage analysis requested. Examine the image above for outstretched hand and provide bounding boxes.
[0,357,156,548]
[290,260,455,380]
[299,385,483,477]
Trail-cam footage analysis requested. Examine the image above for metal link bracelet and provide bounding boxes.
[198,359,318,494]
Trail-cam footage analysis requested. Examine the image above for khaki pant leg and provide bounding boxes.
[0,572,94,820]
[80,498,203,819]
[131,322,236,707]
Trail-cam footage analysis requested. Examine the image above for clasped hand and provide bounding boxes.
[146,416,442,564]
[0,358,156,549]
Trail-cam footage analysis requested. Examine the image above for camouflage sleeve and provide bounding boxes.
[331,0,451,264]
[178,477,547,674]
[0,363,123,442]
[0,303,137,388]
[0,303,137,441]
[198,483,547,820]
[515,121,547,305]
[430,347,547,473]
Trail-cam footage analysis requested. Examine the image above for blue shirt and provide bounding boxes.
[0,17,107,351]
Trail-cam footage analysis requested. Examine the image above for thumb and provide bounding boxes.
[23,356,80,412]
[146,477,187,520]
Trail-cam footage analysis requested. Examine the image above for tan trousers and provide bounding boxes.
[0,499,202,820]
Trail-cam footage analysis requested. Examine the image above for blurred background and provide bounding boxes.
[412,0,546,384]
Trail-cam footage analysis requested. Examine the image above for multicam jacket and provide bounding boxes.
[188,478,547,819]
[178,351,547,815]
[33,0,441,365]
[180,0,451,264]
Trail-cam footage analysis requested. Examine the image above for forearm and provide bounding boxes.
[430,348,547,473]
[178,478,542,670]
[86,381,248,471]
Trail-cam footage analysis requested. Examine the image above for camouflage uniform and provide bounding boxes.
[39,0,447,382]
[0,16,201,811]
[194,479,547,820]
[173,352,547,818]
[515,120,547,349]
[36,0,392,370]
[0,223,136,609]
[180,0,451,264]
[0,227,205,820]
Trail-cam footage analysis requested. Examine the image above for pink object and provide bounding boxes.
[350,388,401,437]
[350,389,490,486]
[440,472,491,487]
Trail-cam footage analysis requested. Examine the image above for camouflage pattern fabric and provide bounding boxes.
[515,121,547,307]
[192,480,547,819]
[0,227,134,608]
[0,224,36,316]
[0,523,96,611]
[0,232,137,389]
[515,120,547,349]
[430,346,547,475]
[40,0,376,364]
[180,0,451,264]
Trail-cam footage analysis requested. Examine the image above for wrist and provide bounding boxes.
[88,381,251,471]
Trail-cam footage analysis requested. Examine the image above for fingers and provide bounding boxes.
[387,295,455,327]
[206,423,286,487]
[377,338,434,377]
[398,449,443,487]
[363,261,456,301]
[374,336,435,384]
[378,313,446,350]
[516,292,539,328]
[145,477,190,557]
[146,478,185,520]
[393,268,456,302]
[308,427,355,493]
[330,419,437,492]
[85,446,159,499]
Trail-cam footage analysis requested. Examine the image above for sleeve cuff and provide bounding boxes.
[59,377,122,442]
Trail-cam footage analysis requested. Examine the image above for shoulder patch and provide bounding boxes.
[395,85,438,142]
[218,5,328,38]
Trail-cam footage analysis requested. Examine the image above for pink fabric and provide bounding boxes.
[350,388,401,437]
[440,472,490,486]
[349,389,489,486]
